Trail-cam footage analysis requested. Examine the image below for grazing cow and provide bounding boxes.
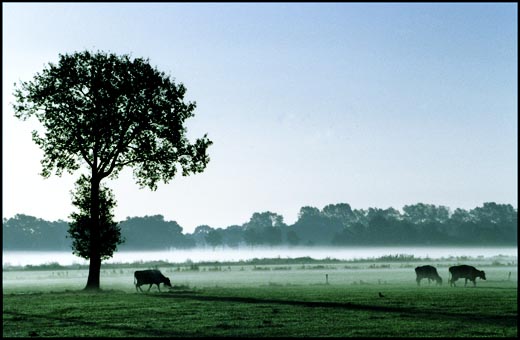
[449,265,486,287]
[415,265,443,286]
[134,269,172,292]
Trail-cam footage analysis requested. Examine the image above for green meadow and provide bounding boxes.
[3,259,517,337]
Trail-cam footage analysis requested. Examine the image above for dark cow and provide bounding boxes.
[134,269,172,292]
[415,265,442,286]
[449,265,486,287]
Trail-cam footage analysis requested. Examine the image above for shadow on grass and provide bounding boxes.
[459,286,517,290]
[152,292,517,328]
[3,310,198,337]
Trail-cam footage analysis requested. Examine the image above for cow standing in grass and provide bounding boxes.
[449,265,486,287]
[415,265,443,286]
[134,270,172,292]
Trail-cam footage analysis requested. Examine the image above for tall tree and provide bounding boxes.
[13,51,212,290]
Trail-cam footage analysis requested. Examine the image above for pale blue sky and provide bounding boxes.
[3,3,517,233]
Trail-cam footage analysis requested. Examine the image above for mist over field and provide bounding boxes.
[4,250,517,337]
[3,2,517,338]
[2,246,518,267]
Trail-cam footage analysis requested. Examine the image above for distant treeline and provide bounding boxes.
[3,202,517,251]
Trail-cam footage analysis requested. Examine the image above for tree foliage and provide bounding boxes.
[205,229,224,250]
[68,175,123,260]
[13,51,212,187]
[120,215,188,250]
[243,212,284,247]
[3,214,70,250]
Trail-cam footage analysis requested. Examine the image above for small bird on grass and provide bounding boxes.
[378,292,385,298]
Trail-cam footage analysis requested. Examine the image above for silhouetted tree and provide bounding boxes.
[331,228,354,245]
[243,228,260,247]
[3,214,70,250]
[322,203,354,227]
[221,225,244,248]
[292,206,338,245]
[68,175,123,260]
[13,51,212,290]
[444,208,472,243]
[120,215,184,250]
[243,212,284,246]
[192,225,213,247]
[467,202,517,243]
[349,222,368,243]
[285,229,300,246]
[403,203,450,224]
[366,209,388,244]
[205,228,224,250]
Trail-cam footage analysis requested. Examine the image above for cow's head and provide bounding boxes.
[436,276,443,285]
[164,277,172,287]
[479,270,486,280]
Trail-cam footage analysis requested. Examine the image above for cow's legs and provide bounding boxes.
[416,277,421,286]
[148,284,152,292]
[464,278,468,287]
[157,283,161,292]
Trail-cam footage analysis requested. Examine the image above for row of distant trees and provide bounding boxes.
[3,202,517,251]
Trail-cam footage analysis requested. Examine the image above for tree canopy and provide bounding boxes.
[13,51,212,188]
[12,50,212,290]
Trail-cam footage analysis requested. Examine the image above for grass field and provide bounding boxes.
[3,260,517,337]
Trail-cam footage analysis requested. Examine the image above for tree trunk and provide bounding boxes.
[85,175,102,291]
[85,256,102,291]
